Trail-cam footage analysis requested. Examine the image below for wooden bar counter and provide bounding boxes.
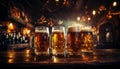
[0,48,120,69]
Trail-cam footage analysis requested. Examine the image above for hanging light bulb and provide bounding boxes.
[55,0,59,2]
[77,16,80,21]
[113,1,117,7]
[92,10,96,16]
[8,23,14,30]
[88,17,91,21]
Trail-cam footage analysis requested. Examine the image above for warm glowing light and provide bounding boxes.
[88,17,91,21]
[23,28,30,35]
[7,29,11,33]
[8,59,14,63]
[9,55,14,58]
[7,51,15,63]
[92,10,96,15]
[113,1,117,7]
[106,32,110,41]
[8,51,15,58]
[10,23,13,27]
[77,17,80,21]
[52,49,57,55]
[26,49,30,54]
[8,23,14,30]
[7,22,15,33]
[23,28,27,35]
[52,56,59,63]
[25,50,30,60]
[55,0,59,2]
[107,15,112,19]
[27,30,30,34]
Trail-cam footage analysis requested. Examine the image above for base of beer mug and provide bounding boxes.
[65,51,82,58]
[34,50,49,56]
[52,52,65,58]
[35,52,47,55]
[81,49,93,53]
[53,52,64,55]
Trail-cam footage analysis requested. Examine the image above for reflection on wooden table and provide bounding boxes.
[0,49,120,64]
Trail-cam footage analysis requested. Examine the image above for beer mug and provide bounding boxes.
[67,26,81,55]
[34,26,50,55]
[51,26,65,56]
[80,27,94,53]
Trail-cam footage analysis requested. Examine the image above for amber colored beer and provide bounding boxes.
[52,30,65,55]
[34,27,49,55]
[67,26,81,55]
[80,30,94,52]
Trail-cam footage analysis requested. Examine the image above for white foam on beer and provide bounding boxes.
[68,26,81,32]
[52,30,64,33]
[35,27,49,34]
[81,26,92,32]
[35,29,48,33]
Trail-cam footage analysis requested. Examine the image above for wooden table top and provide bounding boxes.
[0,49,120,68]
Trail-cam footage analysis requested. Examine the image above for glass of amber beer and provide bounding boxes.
[51,26,65,56]
[67,26,81,55]
[34,26,49,55]
[80,27,94,53]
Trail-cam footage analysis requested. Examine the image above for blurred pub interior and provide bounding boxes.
[0,0,120,50]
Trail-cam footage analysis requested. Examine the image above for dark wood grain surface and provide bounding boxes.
[0,49,120,69]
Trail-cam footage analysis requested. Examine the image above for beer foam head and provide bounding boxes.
[52,26,65,33]
[81,26,92,32]
[35,30,48,33]
[52,30,64,33]
[68,26,81,32]
[35,27,49,33]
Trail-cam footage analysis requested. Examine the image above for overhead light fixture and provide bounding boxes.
[88,17,91,21]
[113,1,117,7]
[92,10,96,16]
[77,16,80,21]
